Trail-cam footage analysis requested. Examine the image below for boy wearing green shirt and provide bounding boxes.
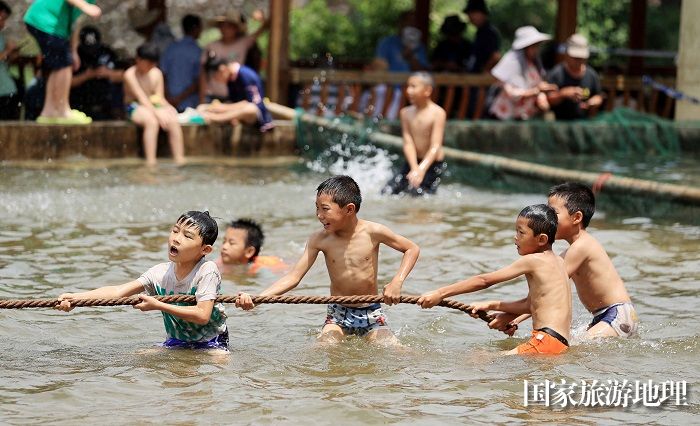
[24,0,101,124]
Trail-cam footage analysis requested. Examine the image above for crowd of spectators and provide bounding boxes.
[1,0,606,125]
[0,3,268,124]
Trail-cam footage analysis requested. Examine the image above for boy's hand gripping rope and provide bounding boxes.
[0,294,496,324]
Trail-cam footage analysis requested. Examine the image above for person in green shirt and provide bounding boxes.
[24,0,101,124]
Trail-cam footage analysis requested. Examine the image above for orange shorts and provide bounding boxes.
[516,329,569,355]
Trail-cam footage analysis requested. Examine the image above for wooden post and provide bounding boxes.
[414,0,431,46]
[627,0,647,74]
[554,0,578,63]
[267,0,290,104]
[555,0,577,42]
[676,0,700,120]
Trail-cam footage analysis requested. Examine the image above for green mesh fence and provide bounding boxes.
[378,108,697,157]
[295,109,700,225]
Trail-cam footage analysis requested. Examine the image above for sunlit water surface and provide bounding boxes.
[1,159,698,424]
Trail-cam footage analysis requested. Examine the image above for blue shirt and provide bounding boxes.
[375,35,429,72]
[160,36,202,111]
[227,65,273,131]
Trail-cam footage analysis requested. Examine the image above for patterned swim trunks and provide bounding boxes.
[324,303,389,336]
[589,302,639,338]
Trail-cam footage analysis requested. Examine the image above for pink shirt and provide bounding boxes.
[489,50,544,120]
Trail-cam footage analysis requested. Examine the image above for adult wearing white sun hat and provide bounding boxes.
[488,26,556,120]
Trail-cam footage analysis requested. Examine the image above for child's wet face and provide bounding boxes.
[315,193,345,231]
[514,216,540,255]
[220,227,250,264]
[547,195,573,239]
[168,222,207,263]
[406,77,430,103]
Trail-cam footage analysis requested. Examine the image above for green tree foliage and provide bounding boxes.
[289,0,413,63]
[289,0,679,71]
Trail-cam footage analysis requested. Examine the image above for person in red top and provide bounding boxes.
[214,218,287,275]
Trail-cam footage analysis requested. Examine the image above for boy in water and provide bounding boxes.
[236,175,420,344]
[56,211,228,351]
[489,183,639,339]
[214,218,287,275]
[383,72,447,196]
[123,43,186,167]
[418,205,572,355]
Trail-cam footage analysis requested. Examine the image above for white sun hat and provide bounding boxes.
[512,26,551,50]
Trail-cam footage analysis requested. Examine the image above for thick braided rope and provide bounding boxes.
[0,295,492,323]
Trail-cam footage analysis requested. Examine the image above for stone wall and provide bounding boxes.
[0,121,297,161]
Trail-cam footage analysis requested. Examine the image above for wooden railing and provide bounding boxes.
[289,68,677,119]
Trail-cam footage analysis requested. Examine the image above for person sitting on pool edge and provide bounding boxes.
[198,52,273,132]
[123,42,186,167]
[214,218,288,276]
[382,72,447,196]
[418,204,572,355]
[236,175,420,345]
[488,183,639,339]
[56,211,229,352]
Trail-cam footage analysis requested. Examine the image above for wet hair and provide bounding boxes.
[182,14,201,35]
[136,43,160,62]
[176,211,218,246]
[410,72,434,88]
[518,204,557,246]
[229,218,264,259]
[316,175,362,213]
[548,182,595,228]
[0,1,11,16]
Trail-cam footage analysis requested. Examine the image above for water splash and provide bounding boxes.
[304,127,397,195]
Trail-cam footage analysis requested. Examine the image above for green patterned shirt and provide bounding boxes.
[138,258,227,342]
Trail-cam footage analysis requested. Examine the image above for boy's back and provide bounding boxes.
[563,229,631,312]
[548,182,638,338]
[525,250,571,341]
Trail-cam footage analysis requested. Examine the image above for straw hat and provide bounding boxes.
[512,26,551,50]
[566,33,590,59]
[209,10,246,28]
[128,6,160,30]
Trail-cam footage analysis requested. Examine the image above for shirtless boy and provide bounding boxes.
[214,218,287,275]
[236,175,420,344]
[549,182,638,337]
[383,72,447,196]
[123,43,185,167]
[490,183,639,339]
[418,204,572,355]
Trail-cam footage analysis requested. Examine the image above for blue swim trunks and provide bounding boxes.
[161,329,229,350]
[588,302,639,338]
[324,303,389,336]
